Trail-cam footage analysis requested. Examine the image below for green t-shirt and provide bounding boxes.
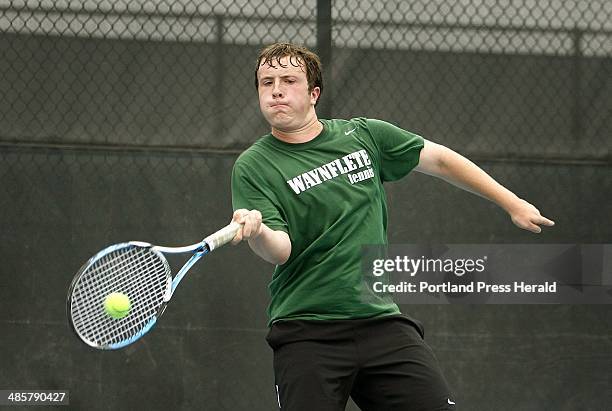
[231,117,424,325]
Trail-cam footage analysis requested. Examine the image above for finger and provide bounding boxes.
[526,223,542,233]
[252,209,262,220]
[528,214,555,228]
[231,210,247,243]
[242,217,253,238]
[246,210,263,237]
[231,228,243,245]
[251,210,263,236]
[232,209,248,224]
[537,216,555,226]
[514,217,541,233]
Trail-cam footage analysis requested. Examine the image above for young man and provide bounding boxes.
[230,43,554,411]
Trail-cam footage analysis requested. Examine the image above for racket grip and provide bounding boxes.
[203,221,242,251]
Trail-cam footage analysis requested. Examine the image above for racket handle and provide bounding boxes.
[203,221,242,251]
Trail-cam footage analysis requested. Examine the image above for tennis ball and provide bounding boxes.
[104,292,131,319]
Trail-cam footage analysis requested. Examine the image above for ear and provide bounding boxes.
[310,86,321,105]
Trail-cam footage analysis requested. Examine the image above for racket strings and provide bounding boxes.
[70,245,171,348]
[76,254,159,339]
[73,248,168,345]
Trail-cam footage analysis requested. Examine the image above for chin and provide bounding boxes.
[267,115,295,129]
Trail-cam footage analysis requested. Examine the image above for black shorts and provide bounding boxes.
[266,314,456,411]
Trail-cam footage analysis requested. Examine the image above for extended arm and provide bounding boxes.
[415,140,555,233]
[230,209,292,265]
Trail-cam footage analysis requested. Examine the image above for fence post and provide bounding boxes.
[316,0,332,119]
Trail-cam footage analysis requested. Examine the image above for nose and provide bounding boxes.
[272,80,283,98]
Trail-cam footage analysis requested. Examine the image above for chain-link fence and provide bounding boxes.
[331,0,611,162]
[1,3,611,409]
[1,0,610,160]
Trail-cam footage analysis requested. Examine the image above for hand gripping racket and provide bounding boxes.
[67,222,241,350]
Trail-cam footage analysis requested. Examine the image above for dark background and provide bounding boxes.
[1,1,610,410]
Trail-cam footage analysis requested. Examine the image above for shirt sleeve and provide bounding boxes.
[365,118,424,182]
[231,158,289,233]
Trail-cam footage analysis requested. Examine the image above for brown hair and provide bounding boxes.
[255,42,323,104]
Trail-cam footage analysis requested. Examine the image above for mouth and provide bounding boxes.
[270,103,289,108]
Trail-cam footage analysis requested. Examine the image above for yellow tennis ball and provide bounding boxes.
[104,292,131,319]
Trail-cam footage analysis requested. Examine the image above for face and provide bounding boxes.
[256,56,320,133]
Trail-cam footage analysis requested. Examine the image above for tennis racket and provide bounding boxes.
[67,222,241,350]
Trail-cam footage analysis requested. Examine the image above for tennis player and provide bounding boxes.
[230,43,554,411]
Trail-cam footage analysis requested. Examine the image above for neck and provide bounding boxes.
[271,115,323,144]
